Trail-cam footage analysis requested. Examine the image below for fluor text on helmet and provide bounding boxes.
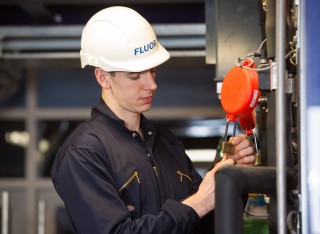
[134,40,157,56]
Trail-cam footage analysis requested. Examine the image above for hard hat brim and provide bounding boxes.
[82,43,170,72]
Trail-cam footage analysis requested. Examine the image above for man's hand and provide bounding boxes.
[227,134,255,165]
[182,158,234,218]
[182,135,255,218]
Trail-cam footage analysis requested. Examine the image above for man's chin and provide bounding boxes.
[139,104,152,113]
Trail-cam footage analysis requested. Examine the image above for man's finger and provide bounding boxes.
[229,134,247,145]
[213,158,235,173]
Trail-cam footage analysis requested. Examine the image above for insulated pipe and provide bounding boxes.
[215,165,297,234]
[265,0,276,59]
[276,0,287,233]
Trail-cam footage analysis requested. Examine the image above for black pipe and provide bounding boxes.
[265,0,276,59]
[215,165,297,234]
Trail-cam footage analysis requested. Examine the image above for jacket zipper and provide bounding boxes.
[119,171,140,192]
[177,171,192,183]
[153,166,158,177]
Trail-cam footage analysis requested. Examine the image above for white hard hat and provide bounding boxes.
[80,6,170,72]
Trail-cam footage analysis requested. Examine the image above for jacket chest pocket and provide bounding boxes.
[176,170,192,183]
[115,164,142,218]
[119,170,141,192]
[170,169,193,201]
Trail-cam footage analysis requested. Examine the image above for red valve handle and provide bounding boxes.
[239,111,256,135]
[220,60,260,136]
[220,61,260,118]
[225,114,238,122]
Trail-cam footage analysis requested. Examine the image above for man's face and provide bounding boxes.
[108,67,157,114]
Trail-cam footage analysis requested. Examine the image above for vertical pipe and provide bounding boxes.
[1,191,9,234]
[276,0,287,233]
[265,0,276,59]
[298,0,309,233]
[38,200,46,234]
[26,69,38,234]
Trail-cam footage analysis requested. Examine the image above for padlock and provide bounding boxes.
[252,131,262,166]
[219,61,261,164]
[221,119,236,155]
[212,119,237,166]
[254,153,262,166]
[221,142,235,155]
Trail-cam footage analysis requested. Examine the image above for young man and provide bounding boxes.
[51,6,255,233]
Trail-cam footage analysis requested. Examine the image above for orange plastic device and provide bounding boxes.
[220,62,260,134]
[239,111,255,135]
[221,65,260,121]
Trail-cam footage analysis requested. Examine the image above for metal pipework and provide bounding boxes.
[215,165,298,234]
[299,0,308,233]
[1,191,9,234]
[276,0,287,233]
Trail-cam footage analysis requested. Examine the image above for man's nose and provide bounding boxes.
[144,70,157,90]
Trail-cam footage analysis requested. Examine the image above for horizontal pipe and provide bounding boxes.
[0,24,205,38]
[215,165,297,234]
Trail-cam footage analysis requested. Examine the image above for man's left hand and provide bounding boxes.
[226,134,255,165]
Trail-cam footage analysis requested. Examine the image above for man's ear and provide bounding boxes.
[95,68,111,89]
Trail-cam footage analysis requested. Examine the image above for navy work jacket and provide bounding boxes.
[51,99,214,234]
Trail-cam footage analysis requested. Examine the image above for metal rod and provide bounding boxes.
[252,132,260,154]
[26,69,38,234]
[276,0,287,233]
[299,0,309,233]
[0,24,205,37]
[37,200,46,234]
[224,119,230,141]
[232,120,237,137]
[1,191,9,234]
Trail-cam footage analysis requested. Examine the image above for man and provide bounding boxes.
[51,6,255,233]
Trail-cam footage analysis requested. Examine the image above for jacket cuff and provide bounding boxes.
[162,199,200,228]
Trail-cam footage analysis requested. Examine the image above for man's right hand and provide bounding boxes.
[182,158,234,218]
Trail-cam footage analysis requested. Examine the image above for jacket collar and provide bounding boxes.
[91,98,157,138]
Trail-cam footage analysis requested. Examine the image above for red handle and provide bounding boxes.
[239,111,256,135]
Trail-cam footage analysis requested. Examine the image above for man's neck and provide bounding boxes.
[102,95,141,132]
[124,113,141,132]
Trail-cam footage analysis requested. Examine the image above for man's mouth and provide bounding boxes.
[141,96,153,104]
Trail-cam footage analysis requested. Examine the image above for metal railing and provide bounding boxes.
[0,24,206,59]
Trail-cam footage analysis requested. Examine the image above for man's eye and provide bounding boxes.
[129,75,140,80]
[128,72,140,80]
